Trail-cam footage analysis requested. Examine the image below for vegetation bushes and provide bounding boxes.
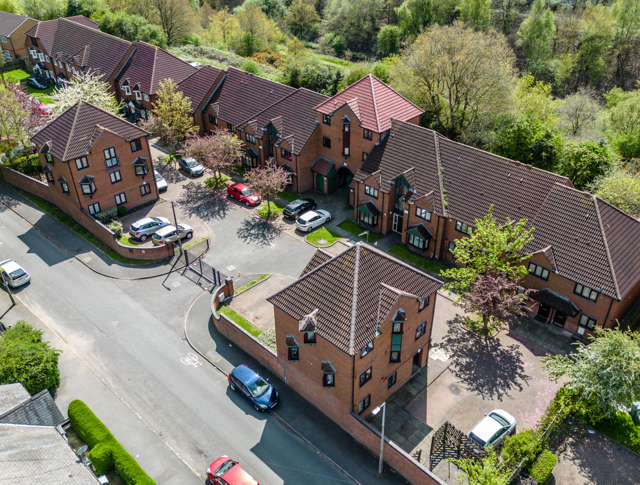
[501,429,543,468]
[96,208,118,225]
[68,400,156,485]
[5,155,43,177]
[529,449,557,484]
[108,220,123,238]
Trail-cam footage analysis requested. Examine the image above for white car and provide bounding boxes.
[154,170,167,192]
[467,409,516,451]
[0,259,31,288]
[295,209,331,232]
[152,224,194,245]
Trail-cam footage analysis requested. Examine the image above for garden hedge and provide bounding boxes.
[529,449,557,484]
[68,400,156,485]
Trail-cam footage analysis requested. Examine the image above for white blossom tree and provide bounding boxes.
[49,70,122,116]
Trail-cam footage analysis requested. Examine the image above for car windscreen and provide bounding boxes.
[187,160,198,168]
[241,188,254,196]
[214,460,236,476]
[490,413,509,427]
[8,268,26,279]
[155,173,162,181]
[288,200,304,208]
[248,377,270,398]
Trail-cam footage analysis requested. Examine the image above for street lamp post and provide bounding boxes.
[171,201,184,257]
[372,402,386,474]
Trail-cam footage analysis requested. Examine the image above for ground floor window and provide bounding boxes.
[388,371,397,388]
[408,234,426,250]
[140,183,151,196]
[115,192,127,205]
[359,212,378,227]
[358,395,371,414]
[88,202,101,215]
[579,314,596,329]
[243,153,257,168]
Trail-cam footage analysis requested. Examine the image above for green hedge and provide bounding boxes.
[529,449,557,484]
[501,428,542,468]
[68,400,156,485]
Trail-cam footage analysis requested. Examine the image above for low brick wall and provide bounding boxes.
[0,166,174,261]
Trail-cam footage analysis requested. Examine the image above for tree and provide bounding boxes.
[559,89,601,137]
[99,10,168,48]
[323,0,386,54]
[396,0,437,38]
[236,0,286,19]
[392,22,516,140]
[244,161,291,217]
[604,87,640,160]
[449,446,511,485]
[49,71,121,117]
[234,5,275,55]
[575,5,615,87]
[285,0,320,41]
[517,0,556,74]
[66,0,109,18]
[543,327,640,421]
[589,167,640,216]
[377,25,401,56]
[498,0,527,35]
[459,0,491,32]
[141,79,195,149]
[0,321,62,395]
[181,129,242,185]
[346,65,369,86]
[0,0,22,13]
[149,0,195,45]
[514,75,560,128]
[18,0,66,20]
[0,83,47,154]
[440,206,534,295]
[207,6,240,46]
[556,140,613,190]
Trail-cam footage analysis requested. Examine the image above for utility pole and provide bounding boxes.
[171,201,184,258]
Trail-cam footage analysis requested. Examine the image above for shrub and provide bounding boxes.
[108,220,123,238]
[251,48,286,68]
[96,207,118,224]
[88,442,115,475]
[240,59,261,74]
[117,206,128,217]
[529,449,557,484]
[68,400,116,448]
[501,428,543,467]
[6,154,43,177]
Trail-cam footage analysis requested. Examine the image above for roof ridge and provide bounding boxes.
[348,244,361,355]
[150,44,158,95]
[62,102,82,161]
[58,17,131,45]
[593,194,621,300]
[432,128,448,217]
[368,74,381,133]
[369,74,424,114]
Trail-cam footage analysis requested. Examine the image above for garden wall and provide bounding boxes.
[0,166,174,261]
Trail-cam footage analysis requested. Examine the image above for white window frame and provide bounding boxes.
[75,156,89,170]
[0,36,7,43]
[134,90,142,101]
[88,202,101,215]
[364,185,378,198]
[109,171,122,184]
[343,147,350,156]
[115,192,127,205]
[140,183,151,196]
[416,207,431,221]
[45,55,49,63]
[29,48,36,59]
[38,52,44,62]
[143,93,149,102]
[5,50,11,60]
[53,59,57,67]
[123,85,131,96]
[579,314,596,329]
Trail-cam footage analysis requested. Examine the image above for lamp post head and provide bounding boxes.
[372,403,385,415]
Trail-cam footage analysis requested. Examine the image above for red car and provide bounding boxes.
[227,183,261,207]
[34,105,54,118]
[207,456,259,485]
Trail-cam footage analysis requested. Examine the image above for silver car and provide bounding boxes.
[154,170,167,192]
[129,216,170,241]
[0,259,31,288]
[467,409,517,452]
[295,210,331,232]
[152,224,194,245]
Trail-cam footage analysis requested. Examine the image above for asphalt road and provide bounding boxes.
[0,202,351,485]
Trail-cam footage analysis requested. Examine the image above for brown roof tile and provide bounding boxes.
[311,157,335,176]
[268,243,443,355]
[31,101,147,162]
[300,249,333,277]
[315,75,423,133]
[177,65,224,113]
[0,12,31,36]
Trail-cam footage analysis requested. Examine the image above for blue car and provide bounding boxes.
[228,364,278,411]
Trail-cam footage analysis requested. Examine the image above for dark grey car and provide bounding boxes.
[179,157,205,177]
[128,216,171,241]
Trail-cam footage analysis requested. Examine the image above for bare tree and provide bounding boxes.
[559,89,602,137]
[149,0,195,45]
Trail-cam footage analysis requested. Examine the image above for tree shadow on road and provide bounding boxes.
[176,183,231,221]
[0,185,21,213]
[236,216,281,247]
[440,316,531,401]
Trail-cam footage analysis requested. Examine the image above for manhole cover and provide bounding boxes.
[318,239,327,245]
[172,281,181,288]
[449,384,460,395]
[226,265,236,272]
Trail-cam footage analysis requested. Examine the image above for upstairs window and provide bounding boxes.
[390,315,403,363]
[416,207,431,221]
[579,314,597,329]
[455,220,471,235]
[5,50,12,60]
[130,139,142,152]
[363,129,373,140]
[60,180,69,194]
[53,59,57,67]
[246,133,255,144]
[0,36,7,43]
[208,114,217,125]
[303,331,316,344]
[528,263,550,281]
[322,114,331,125]
[321,361,335,387]
[123,85,131,96]
[286,335,300,361]
[45,153,54,164]
[134,90,142,100]
[343,123,350,133]
[388,371,397,389]
[75,156,89,170]
[361,341,373,358]
[322,136,331,148]
[227,123,235,132]
[359,367,372,387]
[109,170,122,184]
[419,297,428,312]
[364,185,378,198]
[358,395,370,414]
[132,157,148,176]
[415,322,427,340]
[574,283,598,302]
[104,147,118,168]
[280,148,291,160]
[43,166,54,183]
[143,94,149,102]
[115,192,127,205]
[79,176,96,195]
[343,147,350,156]
[29,47,36,59]
[140,182,151,196]
[38,52,44,62]
[45,55,49,63]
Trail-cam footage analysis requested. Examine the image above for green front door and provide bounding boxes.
[327,169,337,194]
[346,174,353,202]
[316,173,324,192]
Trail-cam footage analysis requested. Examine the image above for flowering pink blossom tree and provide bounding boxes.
[244,160,292,218]
[0,83,47,154]
[455,271,535,336]
[181,128,243,185]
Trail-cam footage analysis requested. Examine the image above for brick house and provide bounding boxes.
[0,12,38,61]
[114,42,197,121]
[313,74,423,196]
[24,16,133,89]
[236,88,328,192]
[177,65,226,135]
[31,101,158,216]
[267,242,443,419]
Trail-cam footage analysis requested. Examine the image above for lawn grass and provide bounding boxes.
[337,220,382,243]
[306,227,342,247]
[118,234,139,247]
[219,306,261,338]
[388,244,451,278]
[277,191,299,203]
[236,274,269,294]
[594,410,640,454]
[3,70,54,103]
[256,200,284,219]
[14,188,162,266]
[205,174,230,189]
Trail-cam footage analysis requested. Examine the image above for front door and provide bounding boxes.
[316,173,324,192]
[537,304,551,321]
[553,311,567,328]
[392,213,403,234]
[412,351,422,375]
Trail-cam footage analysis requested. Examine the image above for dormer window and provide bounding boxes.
[45,55,50,63]
[299,310,317,344]
[323,114,331,126]
[132,157,148,176]
[286,335,299,361]
[418,297,428,312]
[321,361,335,387]
[280,148,291,160]
[79,175,96,195]
[134,90,142,100]
[104,147,118,168]
[123,85,131,95]
[45,153,54,164]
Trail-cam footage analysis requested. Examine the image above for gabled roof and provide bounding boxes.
[31,101,147,162]
[117,42,197,96]
[237,88,327,155]
[268,243,443,355]
[314,74,423,133]
[26,17,130,79]
[177,65,225,113]
[0,384,30,416]
[300,249,333,277]
[525,184,640,300]
[0,389,65,427]
[0,12,32,36]
[208,67,296,127]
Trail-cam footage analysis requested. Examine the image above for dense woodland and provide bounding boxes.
[2,0,640,214]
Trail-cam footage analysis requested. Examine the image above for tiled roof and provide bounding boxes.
[66,15,101,30]
[177,65,224,113]
[300,249,333,277]
[268,243,443,355]
[0,389,65,426]
[0,12,31,36]
[0,384,30,416]
[0,424,100,485]
[32,101,147,162]
[530,289,580,317]
[310,157,335,176]
[117,42,197,96]
[314,74,423,133]
[526,184,640,300]
[209,67,296,127]
[27,18,130,79]
[238,88,327,155]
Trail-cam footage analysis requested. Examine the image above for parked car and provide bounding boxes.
[128,216,170,241]
[207,456,259,485]
[25,77,47,90]
[152,224,193,245]
[227,183,261,207]
[282,198,316,219]
[467,409,516,452]
[295,209,331,232]
[34,105,54,118]
[0,259,31,288]
[179,157,204,177]
[228,364,278,411]
[154,170,167,192]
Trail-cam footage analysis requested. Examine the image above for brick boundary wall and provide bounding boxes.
[0,165,174,261]
[209,285,446,485]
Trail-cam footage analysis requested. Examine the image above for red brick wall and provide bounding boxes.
[292,127,321,193]
[609,282,640,328]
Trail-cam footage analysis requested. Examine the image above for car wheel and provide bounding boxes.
[254,403,261,412]
[327,216,331,222]
[140,235,147,242]
[229,382,236,391]
[186,232,193,240]
[245,201,250,206]
[228,192,233,198]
